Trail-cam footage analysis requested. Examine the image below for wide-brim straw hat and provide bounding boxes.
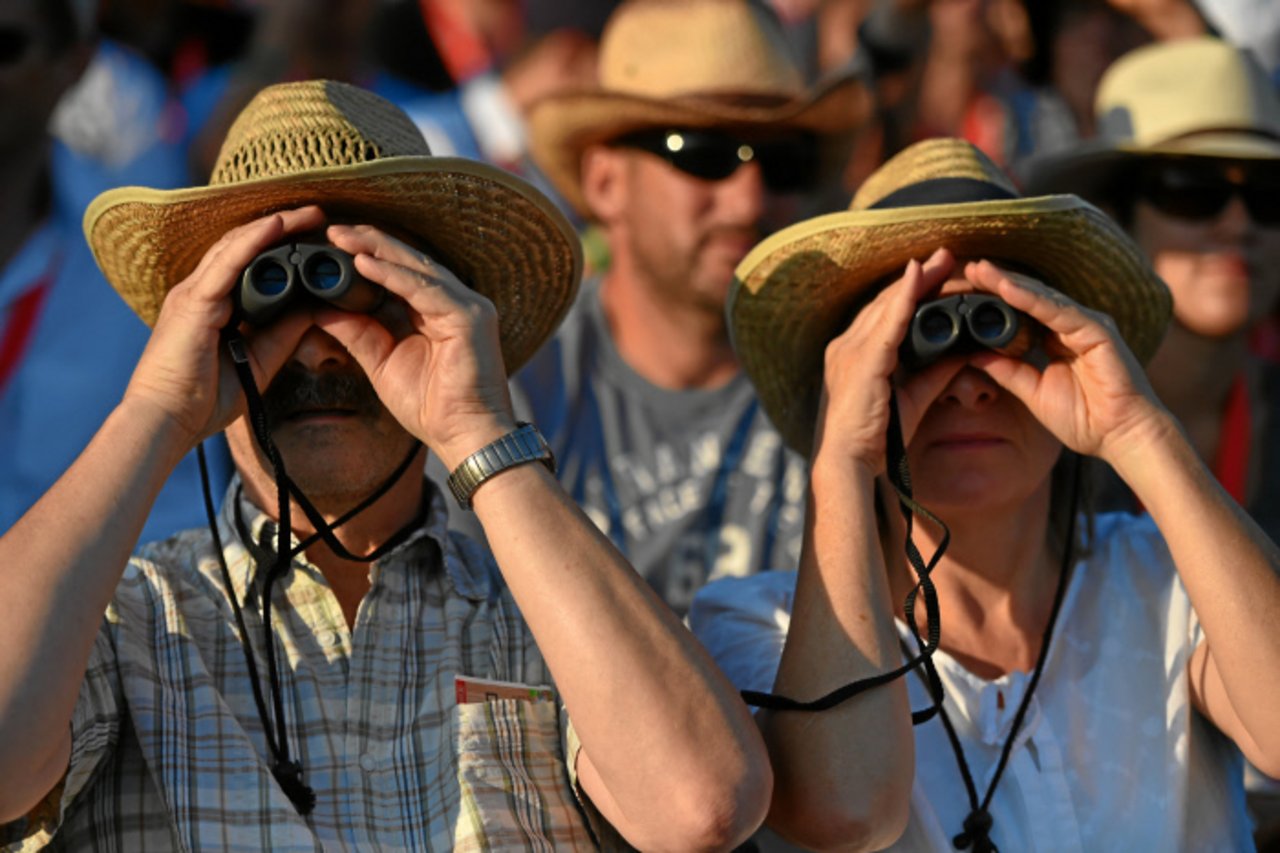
[1025,37,1280,198]
[85,79,582,373]
[527,0,872,215]
[731,138,1172,457]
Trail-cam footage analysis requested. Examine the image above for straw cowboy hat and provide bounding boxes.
[84,79,582,373]
[1024,37,1280,198]
[527,0,872,215]
[730,138,1172,456]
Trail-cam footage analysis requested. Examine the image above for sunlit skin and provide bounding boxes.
[583,140,802,388]
[223,324,422,513]
[1131,168,1280,470]
[1132,188,1280,340]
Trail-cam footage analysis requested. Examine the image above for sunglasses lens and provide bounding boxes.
[755,136,820,193]
[666,133,743,181]
[1243,186,1280,226]
[617,129,818,192]
[0,27,31,65]
[1141,166,1233,221]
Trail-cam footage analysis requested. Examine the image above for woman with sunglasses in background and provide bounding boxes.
[1026,37,1280,542]
[1028,38,1280,845]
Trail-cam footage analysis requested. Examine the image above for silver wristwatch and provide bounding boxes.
[446,422,556,510]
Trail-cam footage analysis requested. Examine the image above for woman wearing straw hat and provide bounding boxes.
[690,138,1279,851]
[1025,37,1280,541]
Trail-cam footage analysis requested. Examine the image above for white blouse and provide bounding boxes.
[690,512,1253,852]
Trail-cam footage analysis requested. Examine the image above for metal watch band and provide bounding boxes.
[446,422,556,510]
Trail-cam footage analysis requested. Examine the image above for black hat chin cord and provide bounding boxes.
[195,327,423,815]
[742,391,947,726]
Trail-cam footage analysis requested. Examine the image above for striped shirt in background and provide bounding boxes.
[3,480,614,851]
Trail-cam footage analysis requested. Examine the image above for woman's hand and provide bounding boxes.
[314,224,517,470]
[814,247,967,474]
[963,259,1179,465]
[122,207,322,449]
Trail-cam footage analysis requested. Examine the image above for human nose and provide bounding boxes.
[288,325,353,372]
[1213,193,1254,243]
[939,365,999,409]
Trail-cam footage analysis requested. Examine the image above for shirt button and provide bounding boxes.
[318,630,339,647]
[359,753,377,773]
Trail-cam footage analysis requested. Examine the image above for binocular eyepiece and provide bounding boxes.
[902,294,1032,369]
[237,242,386,326]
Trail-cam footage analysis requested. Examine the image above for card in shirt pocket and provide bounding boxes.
[454,674,554,705]
[451,680,596,851]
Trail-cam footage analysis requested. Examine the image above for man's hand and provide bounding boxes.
[315,224,517,470]
[121,207,323,450]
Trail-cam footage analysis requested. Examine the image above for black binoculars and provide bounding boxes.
[237,242,386,326]
[902,293,1031,369]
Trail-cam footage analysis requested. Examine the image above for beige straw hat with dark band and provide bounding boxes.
[731,138,1172,457]
[1024,37,1280,198]
[527,0,872,215]
[84,79,582,373]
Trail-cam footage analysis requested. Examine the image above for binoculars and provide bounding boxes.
[237,242,385,326]
[902,293,1031,369]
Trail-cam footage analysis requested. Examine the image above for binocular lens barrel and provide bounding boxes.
[903,294,1022,368]
[238,243,386,325]
[304,255,344,292]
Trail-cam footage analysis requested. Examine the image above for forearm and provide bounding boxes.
[762,460,913,851]
[0,398,189,799]
[1110,413,1280,762]
[471,464,770,850]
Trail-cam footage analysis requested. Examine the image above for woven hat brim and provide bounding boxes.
[528,71,872,216]
[84,156,583,374]
[729,196,1172,456]
[1023,136,1280,199]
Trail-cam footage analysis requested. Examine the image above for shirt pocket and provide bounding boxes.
[452,694,597,851]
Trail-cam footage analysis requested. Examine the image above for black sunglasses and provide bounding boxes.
[1137,160,1280,226]
[613,128,820,193]
[0,26,33,66]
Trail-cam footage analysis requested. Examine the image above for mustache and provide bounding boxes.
[261,366,382,428]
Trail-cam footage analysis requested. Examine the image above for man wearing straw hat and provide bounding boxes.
[0,80,770,850]
[493,0,872,614]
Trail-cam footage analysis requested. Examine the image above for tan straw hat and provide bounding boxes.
[527,0,872,214]
[1024,37,1280,198]
[731,138,1172,456]
[84,79,583,373]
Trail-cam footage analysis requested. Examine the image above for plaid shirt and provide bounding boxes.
[3,480,610,851]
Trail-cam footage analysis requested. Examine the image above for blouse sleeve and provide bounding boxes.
[687,571,797,700]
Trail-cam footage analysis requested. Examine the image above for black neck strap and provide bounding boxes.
[926,455,1081,853]
[195,326,425,814]
[741,391,946,725]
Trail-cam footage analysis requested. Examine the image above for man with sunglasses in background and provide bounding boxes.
[0,0,229,544]
[483,0,872,615]
[1026,35,1280,846]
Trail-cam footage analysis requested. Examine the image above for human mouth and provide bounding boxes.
[263,368,379,430]
[930,432,1007,450]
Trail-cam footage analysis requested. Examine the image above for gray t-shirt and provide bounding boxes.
[446,280,807,616]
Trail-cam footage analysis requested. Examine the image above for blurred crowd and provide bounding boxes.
[4,0,1280,846]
